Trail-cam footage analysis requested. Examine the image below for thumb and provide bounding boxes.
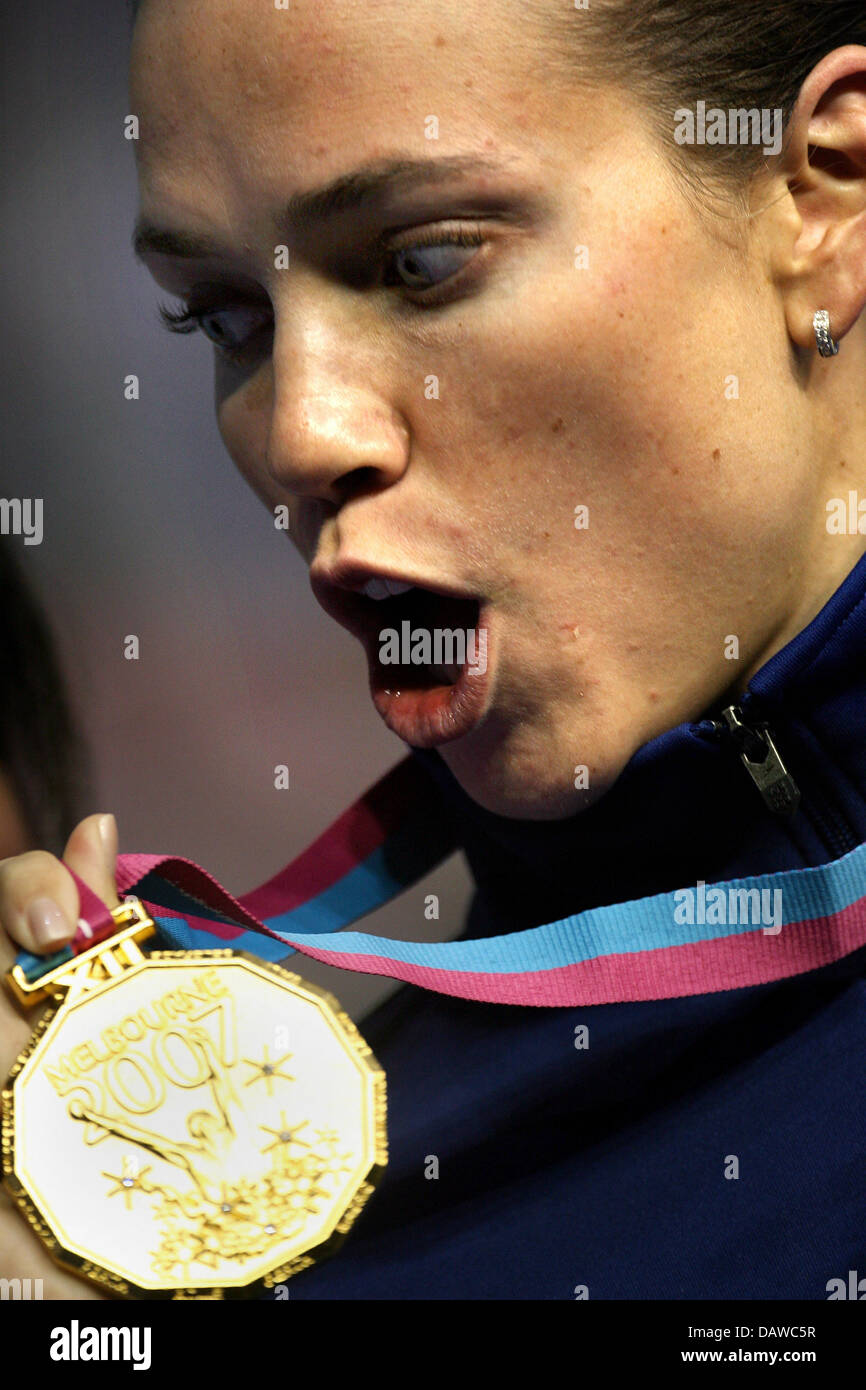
[62,813,122,914]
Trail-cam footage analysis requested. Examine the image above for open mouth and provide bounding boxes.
[310,568,493,747]
[366,584,482,687]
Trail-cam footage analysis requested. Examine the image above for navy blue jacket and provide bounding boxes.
[287,553,866,1299]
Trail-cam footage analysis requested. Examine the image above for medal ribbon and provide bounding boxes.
[16,755,866,1007]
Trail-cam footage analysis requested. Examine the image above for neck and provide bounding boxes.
[413,549,866,932]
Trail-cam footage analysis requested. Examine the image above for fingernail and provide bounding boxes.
[27,897,72,949]
[97,813,117,853]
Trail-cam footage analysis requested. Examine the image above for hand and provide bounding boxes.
[0,813,121,1299]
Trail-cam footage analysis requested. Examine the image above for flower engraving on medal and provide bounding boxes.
[79,1105,354,1279]
[5,954,386,1295]
[145,1125,355,1278]
[69,1071,354,1277]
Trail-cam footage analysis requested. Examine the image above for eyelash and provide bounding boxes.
[157,223,487,359]
[380,223,485,300]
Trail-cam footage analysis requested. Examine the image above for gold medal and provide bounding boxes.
[2,899,387,1299]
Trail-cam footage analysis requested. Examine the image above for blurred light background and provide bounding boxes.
[0,1,471,1018]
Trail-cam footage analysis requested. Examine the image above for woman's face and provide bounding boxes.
[130,0,853,819]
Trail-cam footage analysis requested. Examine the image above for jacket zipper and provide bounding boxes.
[702,703,859,855]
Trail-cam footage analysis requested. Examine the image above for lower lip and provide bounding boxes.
[369,608,493,748]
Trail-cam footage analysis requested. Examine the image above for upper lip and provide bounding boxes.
[309,560,483,645]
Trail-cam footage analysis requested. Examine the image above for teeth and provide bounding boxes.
[360,577,415,601]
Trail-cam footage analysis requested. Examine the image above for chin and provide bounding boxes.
[437,719,619,822]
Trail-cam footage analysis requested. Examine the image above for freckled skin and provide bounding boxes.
[131,1,866,819]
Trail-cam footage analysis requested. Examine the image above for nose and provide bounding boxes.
[264,304,410,507]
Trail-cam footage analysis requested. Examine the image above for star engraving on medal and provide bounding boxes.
[102,1162,154,1210]
[241,1045,295,1096]
[259,1113,311,1156]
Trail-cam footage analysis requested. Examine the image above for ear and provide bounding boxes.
[769,44,866,352]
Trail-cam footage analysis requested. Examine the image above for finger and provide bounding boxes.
[0,850,81,959]
[62,812,121,915]
[0,813,120,961]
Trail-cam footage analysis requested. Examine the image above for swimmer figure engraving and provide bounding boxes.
[3,912,387,1297]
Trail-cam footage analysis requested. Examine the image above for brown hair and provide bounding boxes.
[538,2,866,200]
[0,539,90,854]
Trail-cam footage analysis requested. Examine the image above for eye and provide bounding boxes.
[197,304,271,352]
[158,299,272,358]
[382,225,485,298]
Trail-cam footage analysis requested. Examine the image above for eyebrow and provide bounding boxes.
[132,153,514,261]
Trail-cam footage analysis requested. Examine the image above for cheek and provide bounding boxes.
[217,376,319,562]
[406,213,803,682]
[454,232,772,558]
[216,368,274,496]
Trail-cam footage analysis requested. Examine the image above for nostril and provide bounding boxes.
[336,465,388,503]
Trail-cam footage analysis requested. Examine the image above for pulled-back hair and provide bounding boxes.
[549,1,866,195]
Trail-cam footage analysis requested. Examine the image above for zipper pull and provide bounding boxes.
[718,705,801,819]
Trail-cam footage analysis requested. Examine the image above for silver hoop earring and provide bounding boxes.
[813,310,839,358]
